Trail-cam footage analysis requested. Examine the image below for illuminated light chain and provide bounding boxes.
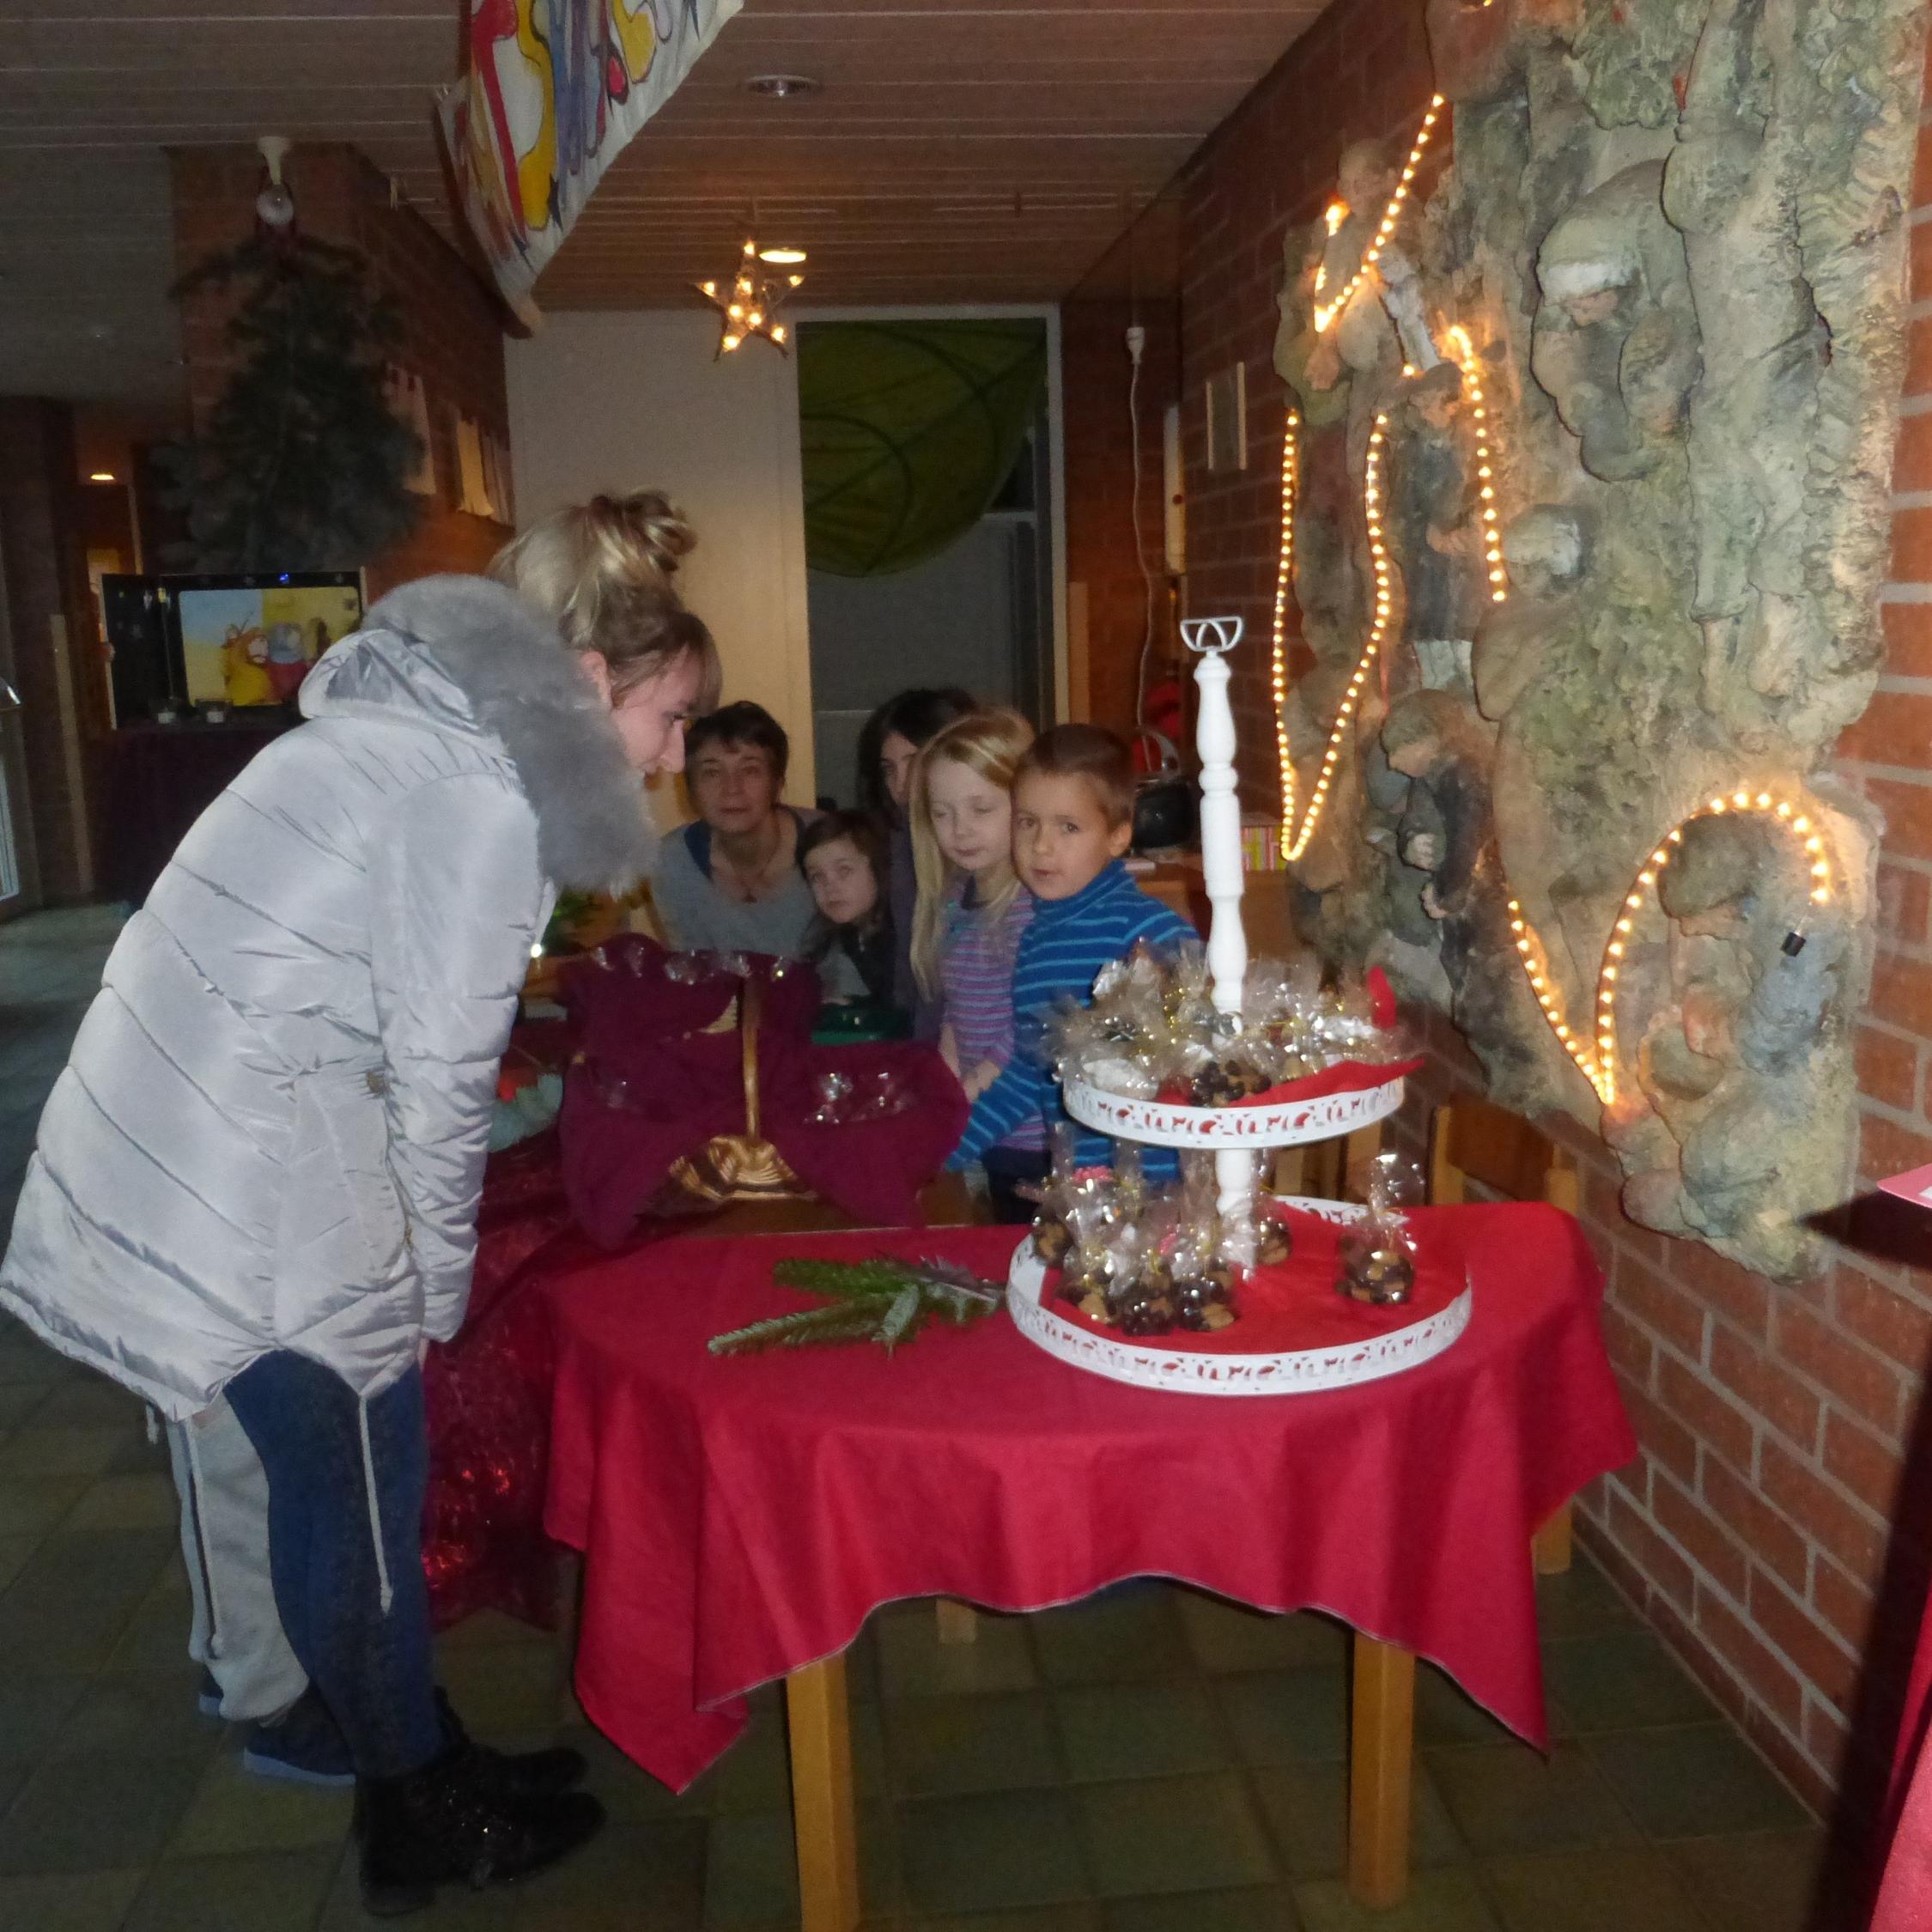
[1313,95,1445,334]
[1270,411,1301,864]
[1279,414,1394,862]
[1444,324,1509,605]
[1509,791,1838,1108]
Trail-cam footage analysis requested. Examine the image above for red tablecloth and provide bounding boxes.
[544,1204,1633,1791]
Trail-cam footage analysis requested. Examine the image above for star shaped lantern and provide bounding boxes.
[696,240,805,356]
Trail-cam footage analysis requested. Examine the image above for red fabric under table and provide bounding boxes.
[544,1205,1634,1792]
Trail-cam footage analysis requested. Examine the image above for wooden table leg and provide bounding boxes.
[1347,1632,1415,1908]
[935,1599,978,1644]
[785,1655,861,1932]
[1534,1500,1574,1575]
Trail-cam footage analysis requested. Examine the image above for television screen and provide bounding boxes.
[170,574,364,708]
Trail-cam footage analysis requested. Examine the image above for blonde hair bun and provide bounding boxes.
[492,489,696,654]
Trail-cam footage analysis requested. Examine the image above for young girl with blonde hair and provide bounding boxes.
[911,708,1042,1212]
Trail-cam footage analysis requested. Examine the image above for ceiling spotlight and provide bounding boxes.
[743,73,821,99]
[88,471,116,483]
[757,245,807,264]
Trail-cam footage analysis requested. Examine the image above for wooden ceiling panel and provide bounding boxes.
[0,1,1320,407]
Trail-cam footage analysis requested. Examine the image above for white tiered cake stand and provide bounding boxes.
[1006,615,1465,1397]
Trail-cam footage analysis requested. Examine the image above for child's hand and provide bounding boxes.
[939,1024,961,1078]
[963,1058,1002,1100]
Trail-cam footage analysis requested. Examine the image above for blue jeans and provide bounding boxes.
[225,1352,443,1779]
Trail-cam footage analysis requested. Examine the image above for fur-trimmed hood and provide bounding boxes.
[302,574,654,892]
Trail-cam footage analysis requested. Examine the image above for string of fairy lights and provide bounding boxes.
[1267,114,1842,1107]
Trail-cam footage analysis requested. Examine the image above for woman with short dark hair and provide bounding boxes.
[649,700,820,956]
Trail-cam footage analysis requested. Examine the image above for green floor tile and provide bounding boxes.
[0,1670,92,1759]
[1030,1588,1192,1685]
[549,1725,695,1824]
[1176,1595,1349,1676]
[1581,1726,1812,1840]
[0,1474,90,1536]
[709,1708,794,1814]
[1102,1884,1300,1930]
[440,1644,568,1734]
[1415,1666,1521,1749]
[1662,1827,1827,1932]
[0,1383,50,1432]
[1485,1844,1709,1932]
[512,1818,708,1932]
[1543,1629,1718,1734]
[0,1532,36,1592]
[1425,1742,1640,1857]
[59,1470,183,1532]
[1216,1669,1348,1765]
[0,1526,177,1672]
[1251,1762,1467,1877]
[901,1787,1088,1916]
[315,1843,519,1931]
[1072,1771,1276,1899]
[52,1668,221,1761]
[887,1691,1063,1796]
[1291,1866,1503,1932]
[1531,1558,1639,1640]
[123,1848,339,1932]
[910,1907,1097,1932]
[0,1423,131,1479]
[0,1868,147,1932]
[878,1606,1040,1700]
[170,1749,356,1856]
[0,1752,206,1874]
[702,1808,798,1926]
[1055,1678,1233,1782]
[29,1376,145,1431]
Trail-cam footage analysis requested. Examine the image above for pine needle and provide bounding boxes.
[709,1254,1005,1358]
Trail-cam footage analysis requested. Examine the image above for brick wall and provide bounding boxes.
[1060,301,1180,740]
[1167,0,1932,1835]
[167,144,512,598]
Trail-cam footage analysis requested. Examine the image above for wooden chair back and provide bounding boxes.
[1427,1094,1578,1214]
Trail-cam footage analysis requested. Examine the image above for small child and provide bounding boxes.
[948,723,1195,1219]
[799,810,897,1009]
[909,709,1037,1183]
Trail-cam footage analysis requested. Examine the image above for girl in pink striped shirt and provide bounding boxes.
[910,710,1037,1114]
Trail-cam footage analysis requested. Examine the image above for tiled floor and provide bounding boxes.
[0,908,1830,1930]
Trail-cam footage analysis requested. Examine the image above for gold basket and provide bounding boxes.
[664,975,808,1207]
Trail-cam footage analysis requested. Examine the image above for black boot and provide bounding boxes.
[434,1687,586,1800]
[358,1742,604,1917]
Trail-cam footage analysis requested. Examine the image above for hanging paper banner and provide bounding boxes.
[384,366,438,495]
[438,0,742,325]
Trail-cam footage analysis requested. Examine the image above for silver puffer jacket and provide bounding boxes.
[0,575,654,1420]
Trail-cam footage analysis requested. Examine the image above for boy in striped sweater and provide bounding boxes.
[948,724,1195,1219]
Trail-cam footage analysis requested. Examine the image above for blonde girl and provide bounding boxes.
[910,708,1036,1102]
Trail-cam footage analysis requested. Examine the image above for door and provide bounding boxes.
[0,531,40,920]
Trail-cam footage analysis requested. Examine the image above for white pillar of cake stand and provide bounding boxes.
[1180,615,1255,1247]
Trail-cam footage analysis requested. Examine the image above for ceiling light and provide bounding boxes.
[744,73,821,99]
[255,134,295,229]
[758,245,807,265]
[88,471,116,483]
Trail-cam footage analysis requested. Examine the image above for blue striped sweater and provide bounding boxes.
[948,860,1195,1170]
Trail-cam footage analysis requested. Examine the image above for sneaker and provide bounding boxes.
[197,1668,223,1720]
[242,1687,355,1788]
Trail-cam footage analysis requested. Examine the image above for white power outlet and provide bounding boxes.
[1126,323,1145,364]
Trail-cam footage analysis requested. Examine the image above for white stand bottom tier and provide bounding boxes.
[1006,1198,1472,1398]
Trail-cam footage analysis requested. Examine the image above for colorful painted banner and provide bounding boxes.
[438,0,741,323]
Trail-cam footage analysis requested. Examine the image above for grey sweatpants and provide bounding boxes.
[165,1394,309,1724]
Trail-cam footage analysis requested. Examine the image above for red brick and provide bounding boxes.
[1747,1566,1861,1710]
[1868,951,1932,1032]
[1658,1352,1757,1473]
[1861,775,1932,866]
[1859,1111,1932,1190]
[1608,1489,1696,1613]
[1858,1022,1921,1111]
[1613,1253,1708,1360]
[1820,1406,1904,1517]
[1905,325,1932,409]
[1759,1436,1888,1584]
[1894,500,1932,580]
[1601,1303,1656,1385]
[1832,1269,1932,1376]
[1839,688,1932,769]
[1651,1469,1749,1597]
[1802,1696,1851,1781]
[1619,1376,1698,1489]
[1774,1300,1907,1436]
[1668,1240,1771,1340]
[1812,1555,1876,1652]
[1710,1327,1822,1453]
[1701,1452,1812,1593]
[1898,412,1932,495]
[1692,1578,1807,1731]
[1882,602,1932,680]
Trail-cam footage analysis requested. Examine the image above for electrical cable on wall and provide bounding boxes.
[1127,320,1160,761]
